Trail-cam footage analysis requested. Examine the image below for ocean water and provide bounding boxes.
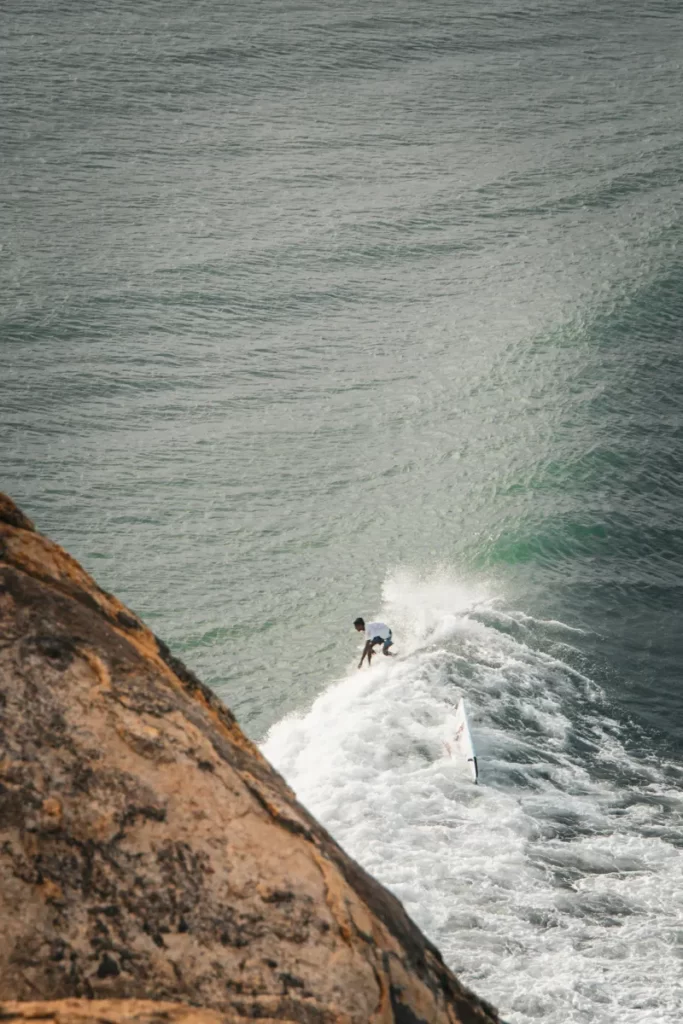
[3,1,683,1021]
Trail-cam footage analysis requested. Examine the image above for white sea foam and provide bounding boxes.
[263,571,683,1024]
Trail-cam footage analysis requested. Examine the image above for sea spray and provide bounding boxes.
[264,571,683,1024]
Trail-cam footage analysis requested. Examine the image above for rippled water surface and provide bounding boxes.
[3,2,683,1021]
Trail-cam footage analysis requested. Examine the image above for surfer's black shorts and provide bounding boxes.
[371,632,393,652]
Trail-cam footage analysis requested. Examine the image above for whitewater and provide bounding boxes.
[264,572,683,1024]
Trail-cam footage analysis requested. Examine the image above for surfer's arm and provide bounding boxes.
[358,639,372,668]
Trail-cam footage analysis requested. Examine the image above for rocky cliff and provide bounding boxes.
[0,493,500,1024]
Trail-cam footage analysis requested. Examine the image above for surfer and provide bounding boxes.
[354,617,394,668]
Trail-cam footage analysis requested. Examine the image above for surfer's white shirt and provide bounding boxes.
[366,621,391,641]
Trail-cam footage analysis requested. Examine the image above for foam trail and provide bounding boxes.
[263,571,683,1024]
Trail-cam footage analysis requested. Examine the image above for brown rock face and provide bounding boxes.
[0,1000,292,1024]
[0,494,500,1024]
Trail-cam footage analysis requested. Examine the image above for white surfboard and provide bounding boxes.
[445,698,478,783]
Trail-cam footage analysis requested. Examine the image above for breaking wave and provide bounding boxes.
[264,571,683,1024]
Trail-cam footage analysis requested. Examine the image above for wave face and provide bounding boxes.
[264,572,683,1024]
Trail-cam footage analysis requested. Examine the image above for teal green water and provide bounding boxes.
[3,3,683,1021]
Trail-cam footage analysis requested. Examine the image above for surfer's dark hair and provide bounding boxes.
[354,617,365,627]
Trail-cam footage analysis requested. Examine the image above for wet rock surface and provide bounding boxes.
[0,494,500,1024]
